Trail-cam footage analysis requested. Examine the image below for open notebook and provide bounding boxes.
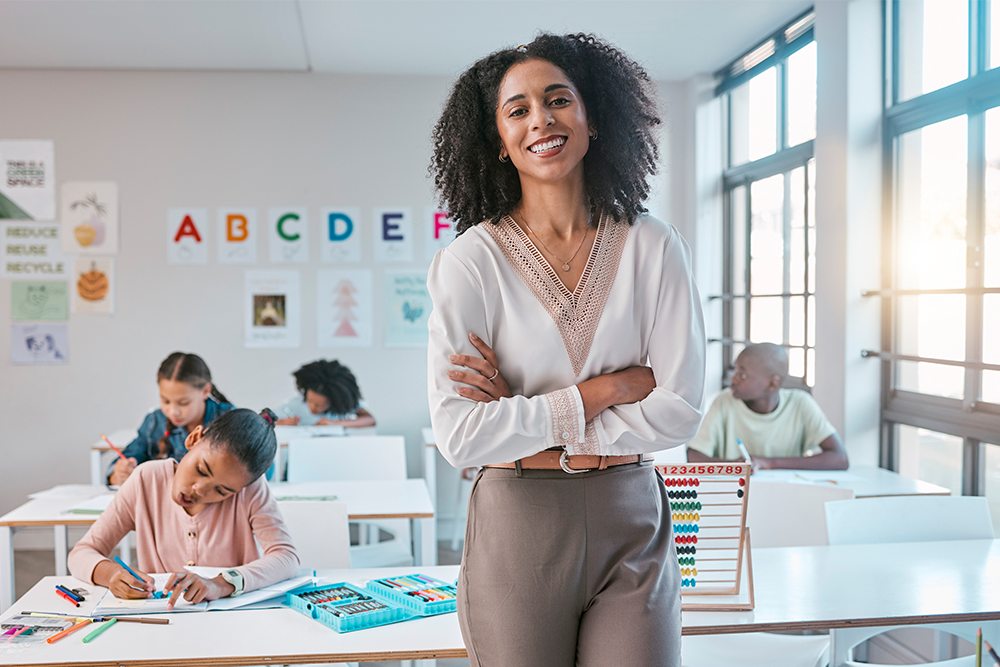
[92,567,311,615]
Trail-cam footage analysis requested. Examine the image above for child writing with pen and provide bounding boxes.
[70,408,299,606]
[275,359,376,428]
[108,352,234,486]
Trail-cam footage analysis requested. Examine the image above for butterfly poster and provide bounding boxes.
[383,270,429,348]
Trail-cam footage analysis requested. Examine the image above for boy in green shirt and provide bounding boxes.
[687,343,848,470]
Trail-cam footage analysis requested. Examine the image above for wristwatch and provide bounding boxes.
[220,568,245,597]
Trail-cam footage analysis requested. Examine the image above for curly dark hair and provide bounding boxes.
[293,359,362,416]
[430,32,661,235]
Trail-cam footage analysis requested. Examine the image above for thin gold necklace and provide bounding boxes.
[520,217,591,272]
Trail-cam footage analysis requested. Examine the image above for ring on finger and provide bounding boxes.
[487,367,499,382]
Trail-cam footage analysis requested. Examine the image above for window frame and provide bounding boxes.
[874,0,1000,496]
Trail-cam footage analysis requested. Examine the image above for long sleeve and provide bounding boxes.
[68,471,140,584]
[234,479,300,593]
[591,225,706,455]
[106,411,159,481]
[427,246,586,468]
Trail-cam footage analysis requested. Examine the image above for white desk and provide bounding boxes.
[0,480,435,612]
[4,541,1000,665]
[754,465,951,498]
[87,429,136,486]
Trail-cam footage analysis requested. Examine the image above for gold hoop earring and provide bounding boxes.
[499,150,508,163]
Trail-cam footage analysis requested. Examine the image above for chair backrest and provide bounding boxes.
[286,435,407,483]
[276,499,351,569]
[825,495,995,545]
[746,480,855,548]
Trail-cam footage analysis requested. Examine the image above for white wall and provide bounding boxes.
[0,70,453,518]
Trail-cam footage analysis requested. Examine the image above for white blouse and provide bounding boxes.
[426,213,705,469]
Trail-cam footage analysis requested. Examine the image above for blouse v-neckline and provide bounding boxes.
[484,213,630,376]
[503,214,602,298]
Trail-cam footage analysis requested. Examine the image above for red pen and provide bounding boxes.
[55,589,80,607]
[101,434,128,463]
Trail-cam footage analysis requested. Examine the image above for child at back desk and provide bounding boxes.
[108,351,234,486]
[70,408,299,605]
[275,359,376,428]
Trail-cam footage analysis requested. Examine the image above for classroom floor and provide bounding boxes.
[14,543,471,667]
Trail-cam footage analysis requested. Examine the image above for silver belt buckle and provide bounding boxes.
[559,450,595,474]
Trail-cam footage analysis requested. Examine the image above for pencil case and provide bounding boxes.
[365,574,458,616]
[285,582,412,633]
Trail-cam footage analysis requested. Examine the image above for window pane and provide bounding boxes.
[897,425,963,495]
[896,294,966,361]
[787,41,817,146]
[986,108,1000,287]
[895,360,964,399]
[749,297,783,344]
[985,444,1000,537]
[897,0,969,102]
[983,371,1000,404]
[789,166,807,293]
[895,117,968,290]
[731,185,748,296]
[985,294,1000,366]
[730,68,778,166]
[789,348,805,379]
[807,159,816,293]
[750,175,784,295]
[789,296,806,346]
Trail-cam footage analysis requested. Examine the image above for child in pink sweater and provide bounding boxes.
[69,408,299,606]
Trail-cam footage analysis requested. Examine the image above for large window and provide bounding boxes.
[712,10,817,387]
[877,0,1000,529]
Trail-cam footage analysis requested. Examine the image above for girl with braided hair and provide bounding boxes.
[427,33,705,665]
[276,359,376,428]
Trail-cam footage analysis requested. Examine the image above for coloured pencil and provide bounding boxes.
[101,434,128,462]
[985,639,1000,666]
[46,619,92,644]
[55,584,84,602]
[113,555,146,585]
[82,618,117,643]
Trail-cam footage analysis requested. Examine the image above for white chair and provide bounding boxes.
[747,480,855,547]
[683,480,854,667]
[286,436,414,568]
[824,495,995,667]
[275,500,351,569]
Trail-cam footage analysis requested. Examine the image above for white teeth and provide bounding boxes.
[529,137,567,153]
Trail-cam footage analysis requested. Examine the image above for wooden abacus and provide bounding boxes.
[657,460,755,611]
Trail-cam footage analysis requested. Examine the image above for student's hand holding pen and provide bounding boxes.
[163,571,235,608]
[93,559,153,599]
[109,457,138,486]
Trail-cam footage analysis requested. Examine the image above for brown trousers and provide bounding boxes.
[457,462,680,666]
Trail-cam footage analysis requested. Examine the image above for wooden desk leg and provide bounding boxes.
[0,526,14,612]
[413,516,438,566]
[54,525,68,576]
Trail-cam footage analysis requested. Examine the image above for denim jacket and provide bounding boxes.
[107,398,234,482]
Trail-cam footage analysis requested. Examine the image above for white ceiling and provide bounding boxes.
[0,0,814,81]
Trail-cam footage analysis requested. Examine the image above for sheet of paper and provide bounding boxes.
[62,494,115,515]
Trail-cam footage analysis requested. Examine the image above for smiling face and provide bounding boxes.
[495,58,591,186]
[171,428,253,513]
[158,379,211,430]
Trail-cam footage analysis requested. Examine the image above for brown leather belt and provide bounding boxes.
[486,450,653,474]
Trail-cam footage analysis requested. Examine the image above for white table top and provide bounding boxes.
[0,480,433,527]
[753,465,950,498]
[4,540,1000,665]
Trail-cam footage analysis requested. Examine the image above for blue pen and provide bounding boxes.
[113,556,147,585]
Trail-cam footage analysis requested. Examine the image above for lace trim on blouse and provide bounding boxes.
[483,213,630,377]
